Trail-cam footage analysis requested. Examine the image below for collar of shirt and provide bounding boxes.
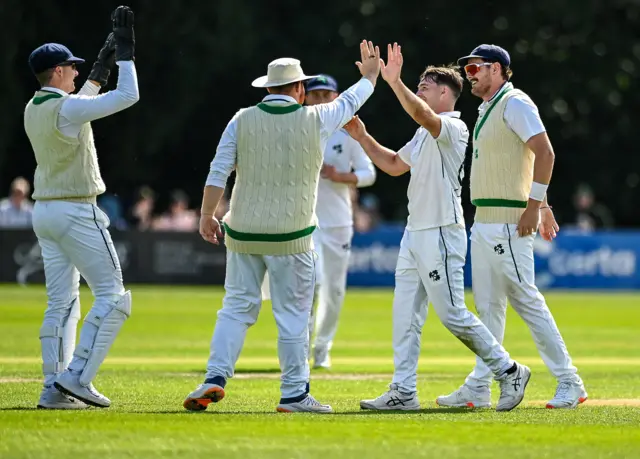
[40,86,68,96]
[478,82,514,114]
[440,111,461,118]
[261,94,299,105]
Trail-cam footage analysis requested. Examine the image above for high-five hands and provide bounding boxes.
[355,40,381,86]
[112,5,135,61]
[381,42,403,85]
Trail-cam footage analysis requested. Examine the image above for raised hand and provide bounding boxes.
[112,5,135,61]
[355,40,381,86]
[381,42,403,85]
[88,33,116,87]
[343,115,368,142]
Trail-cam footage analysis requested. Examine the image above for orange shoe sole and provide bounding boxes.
[183,386,225,411]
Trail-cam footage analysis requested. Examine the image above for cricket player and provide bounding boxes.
[437,44,587,409]
[183,41,381,414]
[347,43,530,412]
[304,74,377,369]
[24,5,138,409]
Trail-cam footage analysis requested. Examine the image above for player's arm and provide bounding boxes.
[388,79,442,137]
[379,43,442,138]
[506,96,555,235]
[60,62,139,124]
[506,97,555,211]
[343,116,410,177]
[350,142,377,187]
[322,141,377,186]
[59,7,138,124]
[200,113,239,244]
[203,114,239,212]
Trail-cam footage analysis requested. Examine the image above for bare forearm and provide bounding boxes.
[357,134,408,176]
[201,185,225,216]
[330,172,359,185]
[388,79,441,137]
[533,149,554,185]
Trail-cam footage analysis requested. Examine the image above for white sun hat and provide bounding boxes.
[251,58,318,88]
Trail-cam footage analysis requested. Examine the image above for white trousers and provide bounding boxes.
[311,226,353,352]
[32,201,125,386]
[465,223,579,388]
[206,250,315,398]
[392,224,513,394]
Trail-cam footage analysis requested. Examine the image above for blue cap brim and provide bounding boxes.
[457,54,485,65]
[306,84,337,92]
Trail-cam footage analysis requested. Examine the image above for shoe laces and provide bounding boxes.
[554,381,572,399]
[302,394,323,407]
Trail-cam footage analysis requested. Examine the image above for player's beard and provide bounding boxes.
[470,79,489,98]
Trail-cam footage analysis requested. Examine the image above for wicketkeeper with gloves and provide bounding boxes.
[24,5,139,409]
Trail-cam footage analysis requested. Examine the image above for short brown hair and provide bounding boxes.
[420,64,464,100]
[500,65,513,81]
[35,69,55,87]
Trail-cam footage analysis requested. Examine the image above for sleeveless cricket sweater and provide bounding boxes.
[24,91,105,204]
[223,102,323,255]
[470,87,535,224]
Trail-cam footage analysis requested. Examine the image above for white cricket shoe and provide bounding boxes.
[54,370,111,408]
[183,383,225,412]
[360,384,420,411]
[436,384,491,409]
[37,386,89,410]
[276,394,333,413]
[313,347,331,369]
[546,381,588,409]
[495,362,531,412]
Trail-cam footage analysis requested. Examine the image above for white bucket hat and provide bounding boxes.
[251,58,317,88]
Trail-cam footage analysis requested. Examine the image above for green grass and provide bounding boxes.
[1,284,640,458]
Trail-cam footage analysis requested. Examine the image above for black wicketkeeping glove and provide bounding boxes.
[87,33,116,87]
[112,5,135,61]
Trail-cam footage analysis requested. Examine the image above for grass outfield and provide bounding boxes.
[1,284,639,458]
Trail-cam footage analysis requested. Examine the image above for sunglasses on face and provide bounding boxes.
[57,62,77,70]
[464,62,493,76]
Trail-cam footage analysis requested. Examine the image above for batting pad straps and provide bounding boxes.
[39,325,64,339]
[73,345,93,360]
[79,291,132,387]
[42,362,64,374]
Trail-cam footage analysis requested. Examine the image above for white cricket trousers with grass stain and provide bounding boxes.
[205,250,316,399]
[391,223,514,394]
[465,222,580,389]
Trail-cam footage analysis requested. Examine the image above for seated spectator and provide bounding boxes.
[152,189,198,231]
[131,185,156,231]
[0,177,34,228]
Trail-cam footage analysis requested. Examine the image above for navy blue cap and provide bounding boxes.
[28,43,85,75]
[305,74,339,92]
[458,44,511,68]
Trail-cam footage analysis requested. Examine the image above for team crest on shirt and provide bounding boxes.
[494,244,505,255]
[428,270,441,282]
[342,243,351,251]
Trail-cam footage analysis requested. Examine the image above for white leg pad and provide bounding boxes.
[62,298,81,367]
[40,325,64,374]
[79,291,131,386]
